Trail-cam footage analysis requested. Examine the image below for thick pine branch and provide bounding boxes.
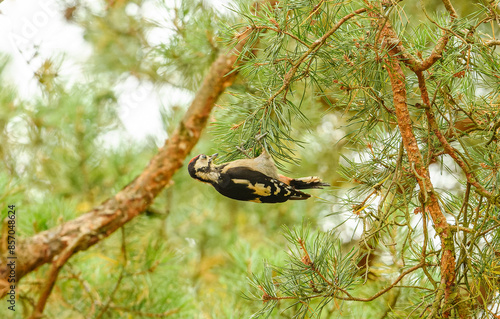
[377,13,465,319]
[0,9,264,299]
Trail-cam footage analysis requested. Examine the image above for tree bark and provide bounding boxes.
[378,17,463,318]
[0,19,257,299]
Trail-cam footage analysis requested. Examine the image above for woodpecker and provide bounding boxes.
[188,151,329,203]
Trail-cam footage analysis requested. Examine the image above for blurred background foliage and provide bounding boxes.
[0,0,498,318]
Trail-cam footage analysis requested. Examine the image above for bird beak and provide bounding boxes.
[208,153,218,164]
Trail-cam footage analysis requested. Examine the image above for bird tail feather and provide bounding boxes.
[289,176,330,189]
[289,189,311,200]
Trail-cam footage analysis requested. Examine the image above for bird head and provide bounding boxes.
[188,153,219,183]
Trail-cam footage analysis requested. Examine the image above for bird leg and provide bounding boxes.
[235,132,269,159]
[236,145,252,158]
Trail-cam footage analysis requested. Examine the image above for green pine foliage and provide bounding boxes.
[211,0,500,317]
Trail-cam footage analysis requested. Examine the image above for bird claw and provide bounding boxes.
[235,132,269,159]
[236,145,252,158]
[255,132,268,144]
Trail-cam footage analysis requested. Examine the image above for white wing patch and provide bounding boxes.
[248,183,272,196]
[232,179,250,184]
[232,179,273,197]
[274,181,288,195]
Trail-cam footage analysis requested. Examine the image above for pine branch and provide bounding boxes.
[242,0,500,317]
[417,71,494,201]
[376,11,467,318]
[0,0,274,300]
[265,7,368,106]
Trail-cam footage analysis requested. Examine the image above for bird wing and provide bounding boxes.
[217,166,309,203]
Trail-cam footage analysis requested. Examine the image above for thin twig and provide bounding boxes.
[95,227,128,319]
[251,25,309,47]
[266,7,368,105]
[298,238,333,286]
[262,262,425,303]
[29,234,88,319]
[416,71,493,201]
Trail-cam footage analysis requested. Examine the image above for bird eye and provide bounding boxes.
[200,155,207,160]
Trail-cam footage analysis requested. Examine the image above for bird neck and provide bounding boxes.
[198,165,221,184]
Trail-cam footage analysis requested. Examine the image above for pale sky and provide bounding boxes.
[0,0,232,143]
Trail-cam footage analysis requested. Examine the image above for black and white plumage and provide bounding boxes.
[187,151,329,203]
